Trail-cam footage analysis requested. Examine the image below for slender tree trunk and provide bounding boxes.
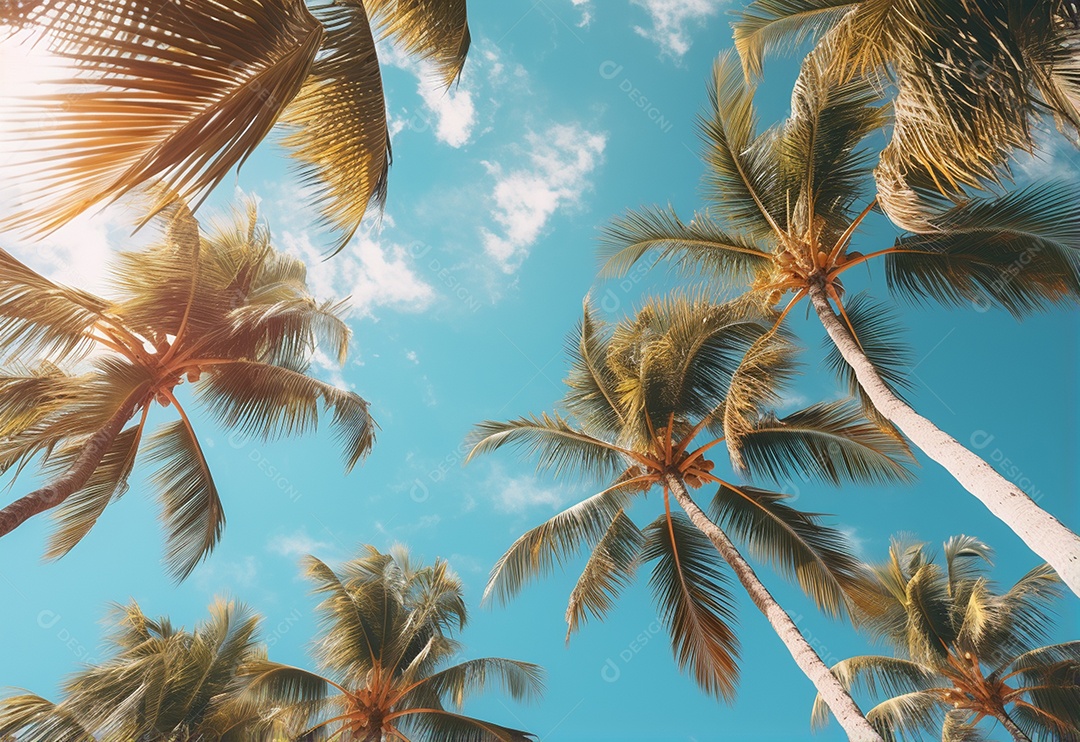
[997,710,1032,742]
[808,282,1080,597]
[0,395,141,538]
[664,474,883,742]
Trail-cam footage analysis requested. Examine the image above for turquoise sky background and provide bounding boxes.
[0,1,1078,740]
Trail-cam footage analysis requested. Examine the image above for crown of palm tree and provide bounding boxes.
[0,599,283,741]
[242,546,544,741]
[601,49,1080,418]
[0,198,375,579]
[0,0,470,252]
[812,535,1080,741]
[732,0,1080,228]
[467,293,913,700]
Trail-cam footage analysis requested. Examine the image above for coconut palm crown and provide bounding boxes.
[0,199,375,579]
[241,546,544,742]
[812,535,1080,742]
[0,599,280,741]
[0,0,470,251]
[466,293,913,706]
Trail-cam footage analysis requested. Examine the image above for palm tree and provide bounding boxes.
[811,535,1080,741]
[241,545,544,741]
[0,198,375,579]
[0,599,284,740]
[599,49,1080,598]
[466,293,916,740]
[0,0,470,251]
[731,0,1080,230]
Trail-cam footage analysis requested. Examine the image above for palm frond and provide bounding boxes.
[407,657,544,708]
[195,360,375,471]
[722,324,799,462]
[733,400,914,486]
[240,659,332,709]
[396,708,536,742]
[466,413,627,481]
[561,301,626,438]
[44,423,143,560]
[733,0,858,78]
[710,482,866,618]
[598,206,772,283]
[809,655,940,731]
[1,0,324,236]
[483,477,646,606]
[700,51,783,241]
[864,689,947,742]
[564,509,645,637]
[642,511,740,700]
[144,418,223,581]
[364,0,470,87]
[0,247,110,364]
[0,693,92,742]
[278,1,390,254]
[940,709,988,742]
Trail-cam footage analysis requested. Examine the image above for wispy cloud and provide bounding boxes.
[486,466,567,513]
[480,123,606,272]
[268,529,336,561]
[631,0,722,57]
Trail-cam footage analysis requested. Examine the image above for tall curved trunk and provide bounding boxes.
[664,474,883,742]
[808,283,1080,597]
[0,394,141,538]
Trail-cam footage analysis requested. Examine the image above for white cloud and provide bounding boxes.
[632,0,721,57]
[570,0,721,57]
[381,42,478,148]
[268,529,335,560]
[488,467,567,513]
[283,228,435,318]
[193,556,260,591]
[480,123,606,272]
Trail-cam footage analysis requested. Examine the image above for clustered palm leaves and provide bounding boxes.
[732,0,1080,229]
[600,48,1080,597]
[813,535,1080,741]
[0,198,375,579]
[0,0,470,251]
[0,599,279,741]
[241,546,544,742]
[467,293,915,739]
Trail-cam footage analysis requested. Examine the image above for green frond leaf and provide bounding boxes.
[564,510,645,638]
[642,511,741,700]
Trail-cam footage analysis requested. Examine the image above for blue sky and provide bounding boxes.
[0,1,1078,740]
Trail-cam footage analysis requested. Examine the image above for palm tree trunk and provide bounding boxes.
[0,395,140,538]
[664,473,883,742]
[808,282,1080,597]
[997,710,1032,742]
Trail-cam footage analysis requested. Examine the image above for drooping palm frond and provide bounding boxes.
[483,478,647,607]
[710,482,866,618]
[886,184,1080,317]
[278,0,390,254]
[733,400,914,486]
[396,708,536,742]
[144,418,223,581]
[196,361,375,471]
[864,690,947,742]
[1,0,324,237]
[564,509,645,637]
[598,206,772,284]
[721,324,799,461]
[642,511,741,700]
[364,0,471,87]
